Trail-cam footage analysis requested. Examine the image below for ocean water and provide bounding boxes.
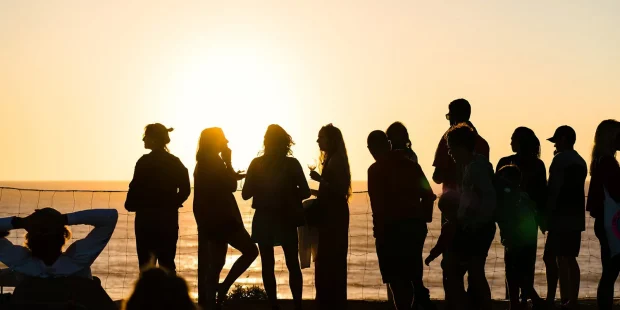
[0,181,613,301]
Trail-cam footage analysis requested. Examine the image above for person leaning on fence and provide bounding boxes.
[445,123,496,310]
[586,119,620,310]
[542,125,587,310]
[124,266,198,310]
[367,130,437,310]
[0,208,118,308]
[125,123,191,273]
[425,191,464,310]
[494,165,545,310]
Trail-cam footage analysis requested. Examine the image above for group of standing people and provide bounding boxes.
[126,123,351,310]
[123,98,620,310]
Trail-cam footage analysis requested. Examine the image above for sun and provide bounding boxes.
[163,45,300,173]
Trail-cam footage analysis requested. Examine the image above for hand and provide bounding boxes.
[23,208,65,233]
[235,170,246,180]
[221,147,232,165]
[425,256,434,266]
[310,171,322,182]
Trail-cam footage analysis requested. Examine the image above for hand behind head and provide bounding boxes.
[25,208,65,233]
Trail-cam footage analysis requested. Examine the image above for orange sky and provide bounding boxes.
[1,1,619,182]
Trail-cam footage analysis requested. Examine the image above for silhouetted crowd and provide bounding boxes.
[1,98,620,310]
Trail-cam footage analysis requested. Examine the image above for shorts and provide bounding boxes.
[375,219,427,283]
[452,222,496,258]
[544,231,581,258]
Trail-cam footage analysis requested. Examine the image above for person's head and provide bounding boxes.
[445,123,476,165]
[143,123,173,151]
[196,127,228,161]
[24,208,71,265]
[591,119,620,174]
[367,130,391,160]
[438,190,459,220]
[385,122,411,150]
[263,124,294,157]
[124,267,196,310]
[511,127,541,158]
[446,98,471,126]
[547,125,576,154]
[317,124,352,197]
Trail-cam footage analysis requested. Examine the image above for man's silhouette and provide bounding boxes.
[367,130,436,310]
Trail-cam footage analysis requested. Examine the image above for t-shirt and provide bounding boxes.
[459,154,496,227]
[496,190,538,248]
[433,126,490,192]
[368,151,436,239]
[546,149,587,232]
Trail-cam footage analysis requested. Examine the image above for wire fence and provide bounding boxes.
[0,186,614,301]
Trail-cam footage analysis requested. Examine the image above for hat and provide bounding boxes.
[547,125,576,144]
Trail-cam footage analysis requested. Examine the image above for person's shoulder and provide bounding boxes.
[497,155,515,167]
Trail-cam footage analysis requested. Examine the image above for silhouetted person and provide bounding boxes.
[367,130,436,310]
[496,127,547,305]
[386,122,418,163]
[495,165,545,310]
[242,125,310,310]
[425,192,465,310]
[586,120,620,310]
[432,99,490,194]
[125,123,191,273]
[309,124,351,310]
[445,124,495,310]
[124,266,197,310]
[0,208,118,309]
[543,125,587,310]
[193,127,259,309]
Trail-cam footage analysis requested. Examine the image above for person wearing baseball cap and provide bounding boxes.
[543,125,587,309]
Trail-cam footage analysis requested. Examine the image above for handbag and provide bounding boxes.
[603,187,620,258]
[303,198,324,227]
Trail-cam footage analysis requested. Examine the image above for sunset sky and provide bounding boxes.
[1,1,618,182]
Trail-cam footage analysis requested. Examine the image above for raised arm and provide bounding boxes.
[63,209,119,268]
[0,217,32,269]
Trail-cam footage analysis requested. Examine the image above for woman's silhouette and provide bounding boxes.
[193,128,259,309]
[310,124,351,310]
[242,125,311,310]
[125,123,191,273]
[386,121,418,163]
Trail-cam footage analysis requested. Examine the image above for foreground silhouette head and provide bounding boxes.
[511,127,541,158]
[547,125,576,153]
[143,123,174,151]
[438,191,459,220]
[496,165,522,190]
[367,130,391,160]
[263,124,294,156]
[386,122,411,150]
[591,119,620,174]
[22,208,71,266]
[447,98,471,126]
[124,267,196,310]
[196,127,228,161]
[317,124,352,198]
[446,123,476,165]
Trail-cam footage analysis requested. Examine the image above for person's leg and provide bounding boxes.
[388,280,414,310]
[258,244,279,308]
[156,218,179,273]
[543,234,559,306]
[207,240,228,308]
[197,227,209,307]
[411,222,432,307]
[134,213,155,270]
[557,256,580,309]
[595,218,620,310]
[518,245,544,307]
[219,228,259,300]
[282,242,303,310]
[504,248,521,308]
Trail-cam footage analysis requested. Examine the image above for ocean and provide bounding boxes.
[0,181,612,301]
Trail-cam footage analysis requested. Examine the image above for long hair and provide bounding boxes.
[513,127,541,158]
[144,123,174,152]
[124,267,196,310]
[263,124,294,157]
[196,127,226,164]
[590,119,620,175]
[319,124,352,199]
[386,121,412,150]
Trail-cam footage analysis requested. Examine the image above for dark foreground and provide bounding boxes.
[136,299,606,310]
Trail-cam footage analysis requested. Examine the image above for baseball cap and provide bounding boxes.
[547,125,576,144]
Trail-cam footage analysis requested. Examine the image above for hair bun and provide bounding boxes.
[167,127,174,132]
